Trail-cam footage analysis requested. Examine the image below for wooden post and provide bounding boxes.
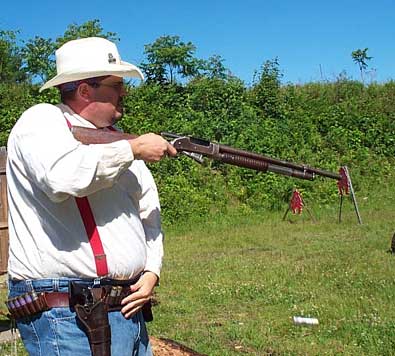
[0,147,8,275]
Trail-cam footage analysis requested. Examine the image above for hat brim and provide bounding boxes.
[39,60,144,92]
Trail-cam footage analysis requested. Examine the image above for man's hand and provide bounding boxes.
[120,272,158,319]
[129,133,177,162]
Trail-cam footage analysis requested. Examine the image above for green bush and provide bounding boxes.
[1,74,395,224]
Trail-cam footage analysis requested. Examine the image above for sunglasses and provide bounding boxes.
[89,80,125,92]
[59,78,126,92]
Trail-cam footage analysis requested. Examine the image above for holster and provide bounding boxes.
[75,301,111,356]
[68,279,153,356]
[70,282,111,356]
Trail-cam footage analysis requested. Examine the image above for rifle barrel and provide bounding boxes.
[218,152,314,180]
[218,144,340,180]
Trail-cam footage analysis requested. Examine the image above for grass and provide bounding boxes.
[1,182,395,355]
[147,185,395,355]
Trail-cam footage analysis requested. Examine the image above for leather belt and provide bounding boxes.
[7,288,153,322]
[45,292,70,308]
[6,285,131,319]
[45,290,128,309]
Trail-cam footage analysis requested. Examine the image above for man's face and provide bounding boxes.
[88,76,127,127]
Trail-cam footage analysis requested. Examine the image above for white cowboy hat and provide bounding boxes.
[39,37,144,92]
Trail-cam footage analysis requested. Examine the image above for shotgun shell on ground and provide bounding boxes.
[293,316,319,325]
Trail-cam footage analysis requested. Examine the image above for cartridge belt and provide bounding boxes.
[6,285,132,320]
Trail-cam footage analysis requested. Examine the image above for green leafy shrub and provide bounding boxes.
[1,26,395,224]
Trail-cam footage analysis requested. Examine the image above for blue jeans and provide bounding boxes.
[8,278,153,356]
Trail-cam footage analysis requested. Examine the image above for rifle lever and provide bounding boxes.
[181,151,204,164]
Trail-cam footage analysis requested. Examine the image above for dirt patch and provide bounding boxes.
[150,336,206,356]
[0,330,206,355]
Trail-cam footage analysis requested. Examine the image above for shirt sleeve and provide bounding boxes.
[8,103,134,202]
[131,161,164,278]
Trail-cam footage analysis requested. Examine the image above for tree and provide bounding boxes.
[0,30,28,83]
[22,36,56,83]
[351,48,372,83]
[251,58,284,119]
[140,35,203,84]
[201,55,230,80]
[22,19,118,85]
[54,19,118,48]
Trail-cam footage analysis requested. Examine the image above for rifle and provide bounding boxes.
[71,126,363,224]
[70,126,340,181]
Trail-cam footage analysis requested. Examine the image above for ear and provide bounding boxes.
[76,82,92,102]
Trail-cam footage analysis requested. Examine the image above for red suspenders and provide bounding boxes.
[74,197,108,276]
[65,118,108,276]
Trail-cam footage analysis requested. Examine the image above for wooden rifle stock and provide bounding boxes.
[71,126,137,145]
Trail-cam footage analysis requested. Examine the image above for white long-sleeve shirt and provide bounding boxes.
[7,103,163,280]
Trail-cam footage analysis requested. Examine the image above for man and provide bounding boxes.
[6,37,176,355]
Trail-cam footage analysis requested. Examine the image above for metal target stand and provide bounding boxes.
[283,166,362,225]
[282,189,316,223]
[337,166,362,225]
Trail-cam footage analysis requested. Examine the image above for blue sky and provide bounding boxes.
[1,0,394,85]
